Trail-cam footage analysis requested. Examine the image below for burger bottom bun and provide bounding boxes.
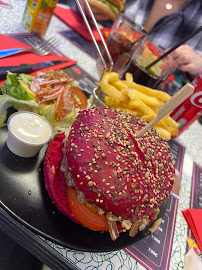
[43,132,80,224]
[88,0,117,21]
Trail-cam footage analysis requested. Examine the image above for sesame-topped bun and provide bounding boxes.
[44,107,175,240]
[66,107,175,222]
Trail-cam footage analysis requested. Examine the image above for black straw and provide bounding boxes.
[145,26,202,70]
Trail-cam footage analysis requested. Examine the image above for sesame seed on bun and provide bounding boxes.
[44,107,175,240]
[66,107,175,220]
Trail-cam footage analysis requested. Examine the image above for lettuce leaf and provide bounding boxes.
[0,94,39,127]
[1,73,35,101]
[102,0,119,15]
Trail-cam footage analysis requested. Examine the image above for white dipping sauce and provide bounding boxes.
[9,112,51,144]
[7,112,53,158]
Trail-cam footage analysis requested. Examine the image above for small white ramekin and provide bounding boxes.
[7,111,53,158]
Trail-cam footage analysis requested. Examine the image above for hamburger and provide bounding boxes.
[44,107,175,241]
[88,0,125,21]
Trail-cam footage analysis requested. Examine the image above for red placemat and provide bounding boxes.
[182,209,202,253]
[54,6,101,42]
[184,163,202,254]
[0,34,77,87]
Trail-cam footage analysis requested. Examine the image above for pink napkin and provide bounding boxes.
[0,1,11,8]
[182,209,202,253]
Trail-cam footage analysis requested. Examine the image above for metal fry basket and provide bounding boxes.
[75,0,113,107]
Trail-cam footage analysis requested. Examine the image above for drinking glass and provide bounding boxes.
[97,13,148,74]
[121,40,177,89]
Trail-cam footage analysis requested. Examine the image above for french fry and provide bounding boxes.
[114,107,143,117]
[163,116,179,128]
[122,100,141,110]
[148,106,179,130]
[122,80,171,102]
[148,105,159,115]
[125,73,133,82]
[140,114,170,131]
[99,72,129,102]
[127,89,136,101]
[98,72,179,141]
[111,81,127,90]
[137,107,178,136]
[99,71,119,84]
[121,88,129,96]
[154,127,171,141]
[166,127,179,137]
[135,90,164,107]
[105,96,121,107]
[121,84,164,107]
[102,85,128,102]
[141,115,154,122]
[135,97,156,116]
[121,88,136,101]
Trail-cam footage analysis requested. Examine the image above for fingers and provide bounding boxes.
[171,45,202,76]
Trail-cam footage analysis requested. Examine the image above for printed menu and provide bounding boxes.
[189,163,202,209]
[186,163,202,251]
[59,30,99,60]
[125,140,185,270]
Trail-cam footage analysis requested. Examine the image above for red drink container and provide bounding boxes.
[171,73,202,135]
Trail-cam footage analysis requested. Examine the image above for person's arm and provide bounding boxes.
[171,45,202,78]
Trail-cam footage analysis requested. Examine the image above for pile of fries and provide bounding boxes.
[98,72,179,141]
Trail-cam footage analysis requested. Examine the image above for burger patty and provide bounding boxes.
[65,108,175,221]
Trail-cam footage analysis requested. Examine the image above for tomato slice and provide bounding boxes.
[83,201,99,215]
[55,86,88,121]
[70,86,88,109]
[55,85,72,121]
[67,188,109,231]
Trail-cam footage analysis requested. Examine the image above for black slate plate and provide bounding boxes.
[0,125,167,252]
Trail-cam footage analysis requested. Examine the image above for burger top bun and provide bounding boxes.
[66,108,175,221]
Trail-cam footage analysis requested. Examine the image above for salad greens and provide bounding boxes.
[1,73,35,101]
[102,0,119,15]
[0,72,93,134]
[0,95,39,128]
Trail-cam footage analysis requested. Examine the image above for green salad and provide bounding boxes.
[0,70,93,134]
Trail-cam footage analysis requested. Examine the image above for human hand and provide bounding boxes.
[171,45,202,77]
[85,6,111,21]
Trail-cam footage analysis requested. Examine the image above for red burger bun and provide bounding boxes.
[43,132,80,224]
[65,108,175,221]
